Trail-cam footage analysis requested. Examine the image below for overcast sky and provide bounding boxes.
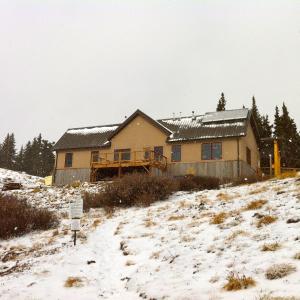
[1,0,300,147]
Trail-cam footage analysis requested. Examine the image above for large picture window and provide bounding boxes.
[201,143,222,160]
[114,149,131,161]
[171,145,181,162]
[91,151,99,163]
[65,152,73,167]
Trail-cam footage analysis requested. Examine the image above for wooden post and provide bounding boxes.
[269,154,273,177]
[274,140,281,177]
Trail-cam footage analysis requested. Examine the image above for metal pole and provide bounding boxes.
[74,230,77,246]
[269,154,272,177]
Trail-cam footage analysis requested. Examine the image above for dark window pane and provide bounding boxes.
[171,145,181,162]
[202,144,211,160]
[91,151,99,163]
[65,153,73,167]
[114,149,131,161]
[212,143,222,160]
[246,147,251,165]
[154,146,163,161]
[144,148,151,160]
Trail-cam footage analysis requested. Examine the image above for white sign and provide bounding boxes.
[69,196,83,219]
[71,219,81,231]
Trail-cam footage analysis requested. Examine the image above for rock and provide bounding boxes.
[287,218,300,224]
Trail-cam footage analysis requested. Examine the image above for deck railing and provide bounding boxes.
[91,150,167,170]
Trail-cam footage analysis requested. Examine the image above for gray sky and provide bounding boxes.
[1,0,300,147]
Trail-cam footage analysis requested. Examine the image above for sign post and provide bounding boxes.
[69,196,83,246]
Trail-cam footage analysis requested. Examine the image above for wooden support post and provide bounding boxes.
[274,140,281,177]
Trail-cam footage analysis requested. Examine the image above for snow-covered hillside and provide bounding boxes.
[0,168,42,190]
[1,175,300,300]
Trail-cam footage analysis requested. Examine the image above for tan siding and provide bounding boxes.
[240,125,260,170]
[55,115,259,173]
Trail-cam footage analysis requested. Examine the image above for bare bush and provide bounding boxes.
[176,175,220,191]
[257,215,278,228]
[265,263,296,280]
[0,195,58,239]
[223,272,255,291]
[245,199,267,210]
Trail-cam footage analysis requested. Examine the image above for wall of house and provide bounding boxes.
[54,115,259,184]
[240,124,260,171]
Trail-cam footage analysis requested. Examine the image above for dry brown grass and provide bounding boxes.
[244,199,267,210]
[92,218,101,228]
[257,215,278,228]
[150,251,161,260]
[265,263,296,280]
[180,235,195,243]
[168,215,185,221]
[223,273,255,291]
[217,192,235,201]
[293,252,300,260]
[64,276,84,288]
[249,186,268,195]
[259,294,300,300]
[52,229,59,236]
[226,230,248,242]
[125,260,135,266]
[210,212,227,224]
[261,242,281,252]
[144,218,157,227]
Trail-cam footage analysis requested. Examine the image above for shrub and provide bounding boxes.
[265,263,296,280]
[210,212,227,224]
[261,242,281,252]
[245,199,267,210]
[83,173,177,211]
[177,175,220,191]
[0,194,58,239]
[64,277,84,288]
[223,272,255,291]
[257,215,278,228]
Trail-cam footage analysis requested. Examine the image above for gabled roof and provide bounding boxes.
[107,109,172,141]
[53,108,258,150]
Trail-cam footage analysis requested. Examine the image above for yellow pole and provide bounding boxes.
[274,140,281,177]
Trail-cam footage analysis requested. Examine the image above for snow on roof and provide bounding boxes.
[202,108,249,123]
[159,115,203,128]
[67,125,119,135]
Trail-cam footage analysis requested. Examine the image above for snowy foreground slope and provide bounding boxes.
[1,175,300,300]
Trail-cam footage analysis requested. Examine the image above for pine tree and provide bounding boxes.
[216,93,226,111]
[0,133,16,169]
[273,105,282,138]
[15,146,25,171]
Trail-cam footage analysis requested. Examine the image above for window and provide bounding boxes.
[171,145,181,162]
[65,153,73,167]
[201,143,222,160]
[114,149,131,161]
[246,147,251,166]
[144,147,151,160]
[154,146,163,161]
[91,151,99,163]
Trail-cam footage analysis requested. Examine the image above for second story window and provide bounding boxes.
[171,145,181,162]
[91,151,99,163]
[65,152,73,168]
[202,143,222,160]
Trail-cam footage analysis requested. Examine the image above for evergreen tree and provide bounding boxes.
[216,93,226,111]
[15,146,25,171]
[0,133,16,169]
[273,105,282,138]
[278,103,300,167]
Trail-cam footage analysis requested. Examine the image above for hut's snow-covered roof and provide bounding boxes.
[53,108,252,150]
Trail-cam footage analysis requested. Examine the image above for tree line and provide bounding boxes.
[216,93,300,168]
[0,134,55,177]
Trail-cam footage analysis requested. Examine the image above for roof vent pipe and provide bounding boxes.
[192,111,196,121]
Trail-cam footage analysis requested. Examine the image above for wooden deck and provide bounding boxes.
[90,150,167,179]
